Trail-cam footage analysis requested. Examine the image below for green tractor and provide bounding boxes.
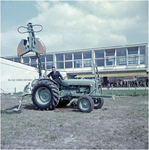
[14,23,115,113]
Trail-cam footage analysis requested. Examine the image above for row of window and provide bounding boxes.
[30,60,92,69]
[21,55,53,64]
[95,46,145,58]
[29,55,145,69]
[21,46,146,63]
[57,60,92,69]
[22,51,92,64]
[96,56,145,66]
[56,51,92,61]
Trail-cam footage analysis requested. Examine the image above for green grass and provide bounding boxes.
[15,89,148,96]
[102,89,148,96]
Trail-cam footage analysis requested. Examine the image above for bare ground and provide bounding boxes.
[1,93,148,149]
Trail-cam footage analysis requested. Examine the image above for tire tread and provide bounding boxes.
[32,80,60,110]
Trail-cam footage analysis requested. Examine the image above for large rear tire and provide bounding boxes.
[77,95,94,113]
[32,80,60,110]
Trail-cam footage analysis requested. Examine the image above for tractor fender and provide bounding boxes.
[31,78,58,88]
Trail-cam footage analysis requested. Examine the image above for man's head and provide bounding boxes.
[52,66,56,72]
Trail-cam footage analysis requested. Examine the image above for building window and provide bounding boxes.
[74,60,82,68]
[31,57,37,63]
[56,54,63,61]
[56,62,64,69]
[83,51,91,59]
[56,54,64,69]
[46,62,53,69]
[23,57,29,63]
[41,55,45,62]
[95,50,104,58]
[46,55,53,61]
[128,57,138,64]
[140,46,145,55]
[14,58,20,62]
[65,61,72,68]
[140,56,145,64]
[6,58,14,61]
[42,63,46,69]
[116,48,126,56]
[83,60,91,67]
[31,64,37,68]
[117,57,126,65]
[106,50,115,56]
[128,47,138,55]
[95,59,104,66]
[74,52,82,60]
[106,58,115,66]
[65,53,72,60]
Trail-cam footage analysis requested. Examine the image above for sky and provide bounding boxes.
[1,0,148,57]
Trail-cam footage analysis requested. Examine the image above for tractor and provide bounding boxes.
[14,23,115,113]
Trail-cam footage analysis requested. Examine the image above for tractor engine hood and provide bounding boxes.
[62,79,95,87]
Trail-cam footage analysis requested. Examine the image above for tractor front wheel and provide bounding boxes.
[77,95,94,113]
[32,80,60,110]
[94,98,104,109]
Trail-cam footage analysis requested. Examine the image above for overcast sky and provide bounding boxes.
[1,0,148,57]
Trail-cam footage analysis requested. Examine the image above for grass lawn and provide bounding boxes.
[101,89,148,96]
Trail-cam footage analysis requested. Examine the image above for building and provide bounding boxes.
[4,43,148,80]
[0,57,38,93]
[0,57,67,93]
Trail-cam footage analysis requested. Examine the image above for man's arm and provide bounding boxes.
[46,72,52,78]
[58,71,63,80]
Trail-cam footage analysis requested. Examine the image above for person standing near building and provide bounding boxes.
[46,66,63,86]
[107,78,110,89]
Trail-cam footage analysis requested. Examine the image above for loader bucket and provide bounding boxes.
[34,38,46,55]
[17,38,46,57]
[17,39,30,57]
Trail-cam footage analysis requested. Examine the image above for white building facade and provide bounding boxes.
[0,58,39,93]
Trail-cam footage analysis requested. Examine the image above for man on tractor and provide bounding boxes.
[46,66,64,87]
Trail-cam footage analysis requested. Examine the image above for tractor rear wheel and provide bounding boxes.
[94,98,104,109]
[32,80,60,110]
[77,95,94,113]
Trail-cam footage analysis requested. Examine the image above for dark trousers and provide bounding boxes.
[53,78,62,87]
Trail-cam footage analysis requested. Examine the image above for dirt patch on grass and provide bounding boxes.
[1,94,148,149]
